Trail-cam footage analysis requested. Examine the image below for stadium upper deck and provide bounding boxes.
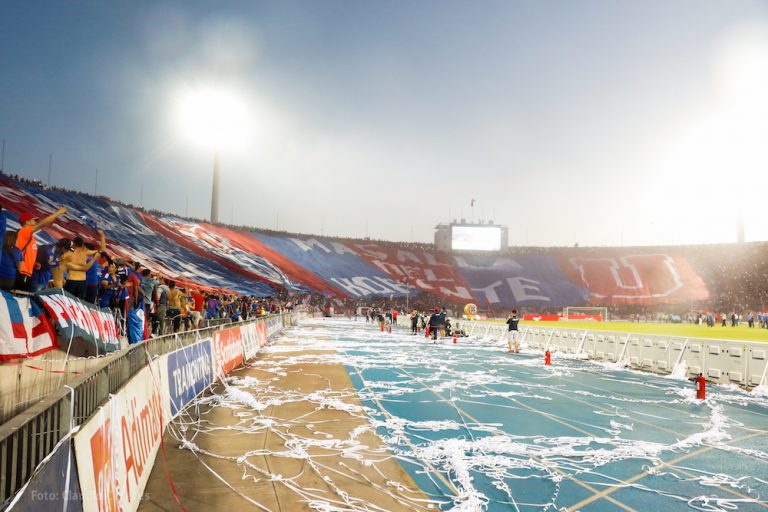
[1,171,765,310]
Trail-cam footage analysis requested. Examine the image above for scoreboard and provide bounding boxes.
[451,225,502,251]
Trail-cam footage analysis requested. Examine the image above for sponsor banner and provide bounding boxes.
[73,363,165,512]
[265,315,282,338]
[0,290,58,360]
[8,438,83,512]
[454,254,590,307]
[166,339,213,418]
[562,253,710,305]
[523,314,603,322]
[213,326,244,379]
[36,289,120,355]
[241,323,260,360]
[256,321,268,347]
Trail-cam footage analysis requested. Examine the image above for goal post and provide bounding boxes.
[563,306,608,322]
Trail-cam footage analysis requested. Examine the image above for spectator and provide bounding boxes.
[84,242,103,303]
[0,231,23,291]
[207,294,221,320]
[153,276,170,336]
[63,232,104,300]
[15,207,68,291]
[98,263,119,309]
[167,281,182,333]
[140,269,156,326]
[47,239,73,289]
[191,288,204,329]
[115,258,140,317]
[0,204,6,240]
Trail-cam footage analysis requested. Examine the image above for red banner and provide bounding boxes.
[213,326,244,378]
[523,314,603,322]
[562,253,709,305]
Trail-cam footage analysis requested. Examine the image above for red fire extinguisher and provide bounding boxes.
[545,350,551,366]
[696,373,706,400]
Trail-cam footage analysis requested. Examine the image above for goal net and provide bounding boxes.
[563,306,608,322]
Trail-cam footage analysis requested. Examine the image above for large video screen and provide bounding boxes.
[451,226,502,251]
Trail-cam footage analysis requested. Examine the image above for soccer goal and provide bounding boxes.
[563,306,608,322]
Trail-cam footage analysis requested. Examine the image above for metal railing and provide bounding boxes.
[461,320,768,388]
[0,313,291,505]
[0,316,240,425]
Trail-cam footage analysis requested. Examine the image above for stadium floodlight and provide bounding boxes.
[173,86,253,223]
[175,87,252,150]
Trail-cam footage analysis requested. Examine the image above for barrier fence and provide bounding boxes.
[0,284,239,426]
[0,313,293,508]
[462,320,768,388]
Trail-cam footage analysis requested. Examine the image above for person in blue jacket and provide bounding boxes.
[0,231,22,291]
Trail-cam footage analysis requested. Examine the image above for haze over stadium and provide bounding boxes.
[3,3,768,512]
[2,1,768,246]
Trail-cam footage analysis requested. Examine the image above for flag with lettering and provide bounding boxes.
[36,289,121,356]
[0,290,58,360]
[127,307,147,344]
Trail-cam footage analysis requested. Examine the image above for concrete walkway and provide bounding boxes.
[139,346,431,512]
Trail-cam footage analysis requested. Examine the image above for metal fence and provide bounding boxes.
[462,320,768,388]
[0,314,290,505]
[0,317,235,426]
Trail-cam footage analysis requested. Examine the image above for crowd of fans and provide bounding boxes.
[3,171,768,331]
[0,202,294,340]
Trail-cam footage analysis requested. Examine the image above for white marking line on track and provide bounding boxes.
[464,355,768,507]
[341,350,460,502]
[394,365,640,512]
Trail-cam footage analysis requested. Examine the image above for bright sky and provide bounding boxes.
[2,1,768,246]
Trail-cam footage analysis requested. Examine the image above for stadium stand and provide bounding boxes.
[1,170,767,315]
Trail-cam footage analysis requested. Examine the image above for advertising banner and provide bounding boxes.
[165,339,213,417]
[240,323,260,359]
[0,290,58,360]
[213,326,244,379]
[36,289,120,355]
[523,314,603,322]
[73,363,165,512]
[265,316,282,338]
[256,321,268,347]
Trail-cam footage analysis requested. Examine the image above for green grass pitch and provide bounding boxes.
[489,320,768,342]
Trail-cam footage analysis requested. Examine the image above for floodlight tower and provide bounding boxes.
[174,86,251,225]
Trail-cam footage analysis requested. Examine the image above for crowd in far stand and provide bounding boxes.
[0,203,293,339]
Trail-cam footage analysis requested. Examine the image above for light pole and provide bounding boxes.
[211,152,220,223]
[174,87,251,225]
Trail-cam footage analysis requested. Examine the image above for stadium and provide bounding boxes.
[2,2,768,512]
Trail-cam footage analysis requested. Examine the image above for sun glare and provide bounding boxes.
[174,87,253,151]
